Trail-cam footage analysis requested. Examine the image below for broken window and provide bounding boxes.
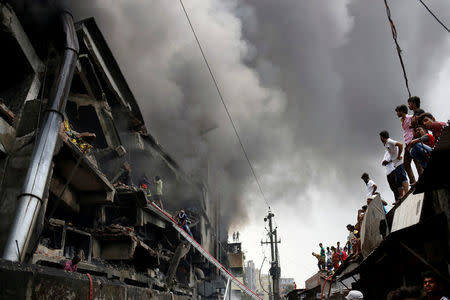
[64,227,92,262]
[65,101,108,149]
[40,224,64,250]
[0,32,35,116]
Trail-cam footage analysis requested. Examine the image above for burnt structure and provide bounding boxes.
[0,3,223,299]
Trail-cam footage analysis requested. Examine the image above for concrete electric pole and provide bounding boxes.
[261,211,281,300]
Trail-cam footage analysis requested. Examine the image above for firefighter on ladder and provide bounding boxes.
[176,209,193,237]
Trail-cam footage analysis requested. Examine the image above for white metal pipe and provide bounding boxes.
[3,11,79,262]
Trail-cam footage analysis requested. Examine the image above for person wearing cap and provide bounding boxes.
[346,290,364,299]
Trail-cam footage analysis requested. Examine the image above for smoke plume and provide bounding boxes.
[68,0,450,238]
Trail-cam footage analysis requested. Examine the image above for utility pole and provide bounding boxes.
[268,274,273,300]
[261,211,281,300]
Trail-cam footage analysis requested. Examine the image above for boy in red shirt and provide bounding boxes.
[330,246,340,271]
[420,113,447,140]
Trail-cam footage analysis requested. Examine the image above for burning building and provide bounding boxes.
[0,2,235,299]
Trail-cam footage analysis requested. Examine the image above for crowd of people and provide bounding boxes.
[382,96,446,202]
[312,96,448,275]
[138,174,164,209]
[313,242,349,274]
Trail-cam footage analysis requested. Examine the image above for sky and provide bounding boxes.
[70,0,450,289]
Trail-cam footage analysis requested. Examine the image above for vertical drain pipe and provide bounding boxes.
[3,11,79,262]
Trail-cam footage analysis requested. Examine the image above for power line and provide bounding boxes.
[178,0,270,209]
[418,0,450,33]
[382,0,412,98]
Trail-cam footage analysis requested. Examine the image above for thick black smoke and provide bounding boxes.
[67,0,450,237]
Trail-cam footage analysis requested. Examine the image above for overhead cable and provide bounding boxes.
[418,0,450,33]
[382,0,412,98]
[178,0,270,208]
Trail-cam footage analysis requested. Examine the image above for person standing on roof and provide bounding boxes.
[408,96,425,128]
[326,247,332,271]
[319,243,326,270]
[346,224,356,255]
[380,130,408,200]
[361,173,378,197]
[382,150,400,201]
[337,241,342,253]
[139,174,152,201]
[176,209,193,237]
[330,246,340,271]
[396,104,422,184]
[236,231,240,241]
[153,176,163,209]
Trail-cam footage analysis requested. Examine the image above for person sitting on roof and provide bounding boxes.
[420,113,447,140]
[64,255,81,272]
[407,125,435,169]
[176,209,193,237]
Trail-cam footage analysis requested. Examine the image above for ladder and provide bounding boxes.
[148,203,262,300]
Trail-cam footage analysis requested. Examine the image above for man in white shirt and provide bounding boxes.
[382,151,399,201]
[361,173,378,197]
[380,131,408,201]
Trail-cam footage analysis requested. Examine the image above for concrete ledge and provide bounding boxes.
[0,259,192,300]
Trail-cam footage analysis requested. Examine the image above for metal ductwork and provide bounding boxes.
[3,11,79,262]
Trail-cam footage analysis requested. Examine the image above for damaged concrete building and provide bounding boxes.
[0,3,228,299]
